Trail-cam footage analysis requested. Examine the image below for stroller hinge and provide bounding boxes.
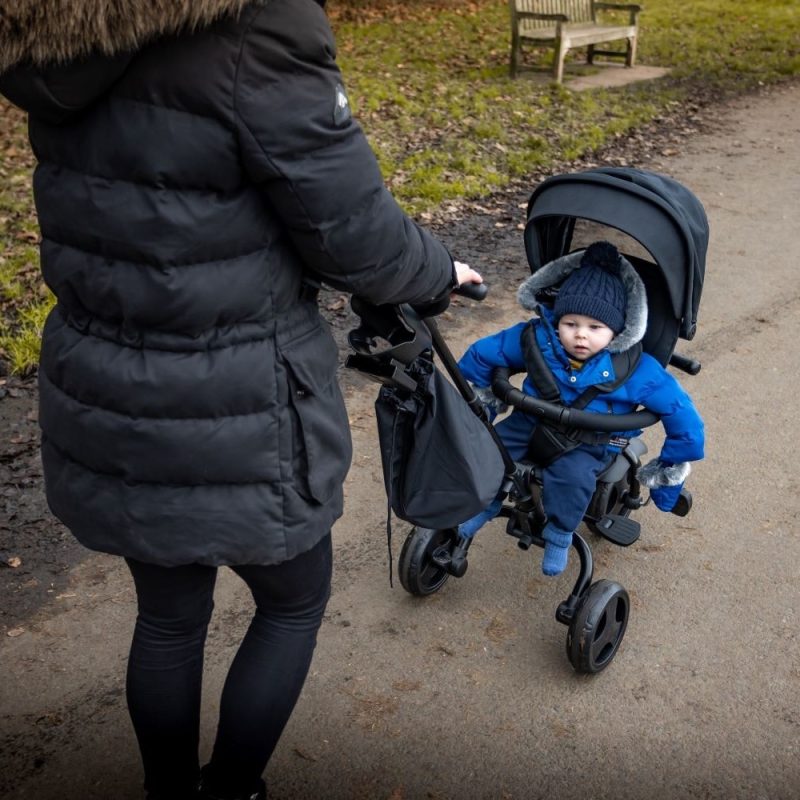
[431,534,472,578]
[344,353,419,392]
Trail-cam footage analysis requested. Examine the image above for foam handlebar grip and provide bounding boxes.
[454,281,488,301]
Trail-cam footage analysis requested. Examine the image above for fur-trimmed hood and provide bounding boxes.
[516,249,648,354]
[0,0,255,73]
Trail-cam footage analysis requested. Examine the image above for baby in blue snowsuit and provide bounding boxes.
[457,242,705,576]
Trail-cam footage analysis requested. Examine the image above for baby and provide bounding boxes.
[457,241,705,575]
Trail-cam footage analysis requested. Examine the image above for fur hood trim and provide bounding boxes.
[516,250,648,354]
[0,0,254,73]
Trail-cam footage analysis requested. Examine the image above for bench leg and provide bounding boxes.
[510,32,520,77]
[626,35,637,67]
[587,44,595,65]
[553,38,568,83]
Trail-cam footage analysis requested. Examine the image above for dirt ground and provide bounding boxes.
[1,80,799,799]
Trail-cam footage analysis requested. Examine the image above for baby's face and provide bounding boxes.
[557,314,615,360]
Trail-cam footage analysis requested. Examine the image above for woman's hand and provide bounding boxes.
[454,260,483,288]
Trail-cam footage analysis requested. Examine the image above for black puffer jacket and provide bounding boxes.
[0,0,455,566]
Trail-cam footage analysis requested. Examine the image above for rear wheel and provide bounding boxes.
[398,527,458,596]
[566,579,629,674]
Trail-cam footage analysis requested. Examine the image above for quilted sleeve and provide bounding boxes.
[232,0,454,306]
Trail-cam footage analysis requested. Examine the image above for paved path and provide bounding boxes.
[1,82,799,799]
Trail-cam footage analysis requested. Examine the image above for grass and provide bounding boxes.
[0,300,51,375]
[332,0,800,211]
[1,0,799,373]
[0,111,55,376]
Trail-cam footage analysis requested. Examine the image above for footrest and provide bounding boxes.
[594,514,641,547]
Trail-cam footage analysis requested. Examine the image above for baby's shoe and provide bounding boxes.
[542,542,569,576]
[541,526,573,576]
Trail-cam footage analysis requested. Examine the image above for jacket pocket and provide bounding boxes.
[282,324,353,503]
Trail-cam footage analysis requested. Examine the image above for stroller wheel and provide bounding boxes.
[398,527,457,596]
[566,579,629,674]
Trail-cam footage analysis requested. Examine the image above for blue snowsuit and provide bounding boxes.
[457,306,705,575]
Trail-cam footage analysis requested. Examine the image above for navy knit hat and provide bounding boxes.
[553,242,627,333]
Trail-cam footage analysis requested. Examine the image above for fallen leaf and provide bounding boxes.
[392,679,421,692]
[292,746,318,762]
[7,627,25,637]
[6,556,21,568]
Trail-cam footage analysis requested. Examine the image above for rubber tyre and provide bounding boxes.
[398,527,457,596]
[566,579,630,674]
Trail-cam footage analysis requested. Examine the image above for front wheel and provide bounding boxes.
[566,579,629,674]
[398,527,458,596]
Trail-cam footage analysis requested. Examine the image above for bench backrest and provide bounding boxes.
[511,0,595,33]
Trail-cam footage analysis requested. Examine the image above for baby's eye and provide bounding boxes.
[589,325,603,330]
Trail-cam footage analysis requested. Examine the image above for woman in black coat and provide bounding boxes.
[0,1,481,797]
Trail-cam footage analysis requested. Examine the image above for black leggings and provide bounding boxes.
[124,534,332,798]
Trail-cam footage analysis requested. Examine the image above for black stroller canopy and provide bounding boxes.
[524,168,709,340]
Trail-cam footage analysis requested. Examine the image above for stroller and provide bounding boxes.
[346,168,709,674]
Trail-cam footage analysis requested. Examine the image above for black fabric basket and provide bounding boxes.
[375,355,504,529]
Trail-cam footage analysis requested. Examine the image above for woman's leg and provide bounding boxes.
[124,558,218,799]
[202,533,333,797]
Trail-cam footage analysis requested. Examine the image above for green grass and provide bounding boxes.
[333,0,799,211]
[0,112,53,376]
[1,0,798,373]
[0,299,52,375]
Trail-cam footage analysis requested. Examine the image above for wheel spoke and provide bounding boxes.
[592,616,620,654]
[588,598,626,663]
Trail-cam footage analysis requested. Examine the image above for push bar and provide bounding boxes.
[491,367,659,432]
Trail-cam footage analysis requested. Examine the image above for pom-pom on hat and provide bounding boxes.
[553,241,627,333]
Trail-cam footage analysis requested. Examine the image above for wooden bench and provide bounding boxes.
[509,1,642,83]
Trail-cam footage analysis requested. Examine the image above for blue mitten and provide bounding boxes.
[637,459,691,512]
[541,525,573,576]
[649,483,683,512]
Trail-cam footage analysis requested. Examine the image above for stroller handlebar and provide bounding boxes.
[490,367,660,432]
[453,281,488,302]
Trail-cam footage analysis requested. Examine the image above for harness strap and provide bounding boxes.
[521,322,562,404]
[520,322,642,450]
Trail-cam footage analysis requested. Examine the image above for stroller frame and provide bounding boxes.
[347,168,708,673]
[348,300,675,674]
[411,312,666,674]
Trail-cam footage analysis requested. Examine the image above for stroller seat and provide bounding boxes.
[502,436,648,554]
